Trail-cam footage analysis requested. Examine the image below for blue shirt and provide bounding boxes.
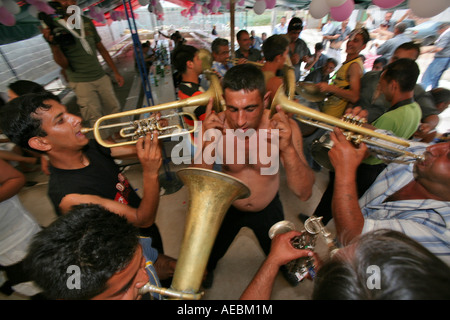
[140,237,162,300]
[359,139,450,264]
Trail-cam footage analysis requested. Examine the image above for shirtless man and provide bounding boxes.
[195,64,315,287]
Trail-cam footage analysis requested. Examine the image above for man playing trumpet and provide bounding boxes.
[0,92,165,254]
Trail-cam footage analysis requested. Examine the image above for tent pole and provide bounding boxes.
[230,0,235,60]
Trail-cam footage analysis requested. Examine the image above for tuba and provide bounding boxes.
[270,85,425,168]
[81,49,225,148]
[139,168,250,299]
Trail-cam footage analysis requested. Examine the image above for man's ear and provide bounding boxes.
[28,136,51,152]
[263,91,271,109]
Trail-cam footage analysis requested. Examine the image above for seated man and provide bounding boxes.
[241,229,450,300]
[261,34,289,103]
[329,127,450,263]
[0,92,165,254]
[24,204,176,300]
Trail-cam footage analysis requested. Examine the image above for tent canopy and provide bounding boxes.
[0,0,430,45]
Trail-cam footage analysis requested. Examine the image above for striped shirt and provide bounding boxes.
[359,141,450,264]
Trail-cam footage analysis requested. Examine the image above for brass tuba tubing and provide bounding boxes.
[139,168,250,299]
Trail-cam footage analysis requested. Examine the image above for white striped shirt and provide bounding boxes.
[359,141,450,264]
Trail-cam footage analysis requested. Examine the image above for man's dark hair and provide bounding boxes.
[394,41,421,60]
[0,92,60,152]
[313,229,450,300]
[288,17,303,32]
[8,80,46,96]
[349,27,371,44]
[172,44,198,74]
[24,204,140,300]
[211,37,229,54]
[236,29,249,41]
[382,58,420,92]
[262,35,289,62]
[373,56,388,67]
[429,87,450,106]
[222,64,266,99]
[326,57,338,67]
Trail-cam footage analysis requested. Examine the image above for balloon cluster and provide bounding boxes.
[309,0,354,21]
[109,10,126,22]
[0,0,55,26]
[87,6,106,24]
[310,0,449,21]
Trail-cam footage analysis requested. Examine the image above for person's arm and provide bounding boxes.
[154,254,177,280]
[240,231,313,300]
[328,128,367,245]
[271,106,315,201]
[192,98,225,169]
[59,133,162,228]
[413,114,440,142]
[41,27,70,69]
[0,159,26,202]
[96,42,125,87]
[316,62,363,104]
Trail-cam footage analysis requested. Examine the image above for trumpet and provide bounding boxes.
[270,85,425,166]
[81,49,225,148]
[228,57,264,67]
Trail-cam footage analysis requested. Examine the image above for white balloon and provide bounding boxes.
[27,5,39,18]
[253,0,266,15]
[410,0,449,18]
[310,0,331,19]
[326,0,346,7]
[3,0,21,15]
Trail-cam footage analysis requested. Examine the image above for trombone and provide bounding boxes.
[81,49,225,148]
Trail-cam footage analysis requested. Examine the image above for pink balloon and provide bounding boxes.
[330,0,354,21]
[35,2,56,15]
[0,6,16,26]
[265,0,276,9]
[373,0,405,9]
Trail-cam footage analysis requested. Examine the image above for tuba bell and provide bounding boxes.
[139,168,250,299]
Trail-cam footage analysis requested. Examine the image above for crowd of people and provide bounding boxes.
[0,1,449,301]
